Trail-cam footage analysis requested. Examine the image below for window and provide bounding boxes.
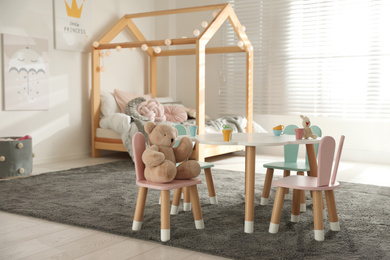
[220,0,390,118]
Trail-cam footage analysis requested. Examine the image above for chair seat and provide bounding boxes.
[272,175,339,191]
[198,161,215,169]
[263,161,310,172]
[136,178,202,190]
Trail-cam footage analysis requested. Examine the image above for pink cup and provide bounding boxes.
[295,128,304,140]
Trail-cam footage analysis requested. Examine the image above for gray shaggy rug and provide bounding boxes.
[0,160,389,259]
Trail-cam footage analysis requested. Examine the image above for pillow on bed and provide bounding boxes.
[185,107,211,120]
[101,92,120,117]
[138,99,166,122]
[164,105,188,122]
[124,97,149,121]
[113,89,153,113]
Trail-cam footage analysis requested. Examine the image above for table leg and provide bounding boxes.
[245,146,256,233]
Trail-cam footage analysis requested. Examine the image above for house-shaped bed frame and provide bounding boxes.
[91,3,253,161]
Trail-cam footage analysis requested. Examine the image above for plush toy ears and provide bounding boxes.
[300,115,304,119]
[144,121,157,134]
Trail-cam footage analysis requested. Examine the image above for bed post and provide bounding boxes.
[91,47,101,158]
[91,17,128,157]
[150,55,157,97]
[195,39,206,162]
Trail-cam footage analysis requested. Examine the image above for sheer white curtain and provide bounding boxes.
[220,0,390,118]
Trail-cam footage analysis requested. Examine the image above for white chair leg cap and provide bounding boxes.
[132,221,142,231]
[314,230,324,241]
[269,222,279,234]
[161,229,170,242]
[291,214,300,223]
[330,221,340,231]
[260,197,269,206]
[183,202,192,211]
[209,196,218,204]
[300,203,306,212]
[244,221,254,233]
[170,205,179,215]
[284,194,292,200]
[195,219,205,229]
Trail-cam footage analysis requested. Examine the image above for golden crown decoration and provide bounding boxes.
[65,0,85,18]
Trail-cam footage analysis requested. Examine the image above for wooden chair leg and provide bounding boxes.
[283,170,291,199]
[261,168,274,205]
[291,189,301,222]
[323,191,326,210]
[132,187,148,231]
[307,171,313,198]
[269,187,286,233]
[189,185,205,229]
[204,168,217,204]
[171,188,182,215]
[312,190,324,241]
[161,190,171,242]
[297,171,306,212]
[325,190,340,231]
[182,187,191,211]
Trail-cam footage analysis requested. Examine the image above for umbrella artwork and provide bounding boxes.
[9,47,46,102]
[3,34,49,110]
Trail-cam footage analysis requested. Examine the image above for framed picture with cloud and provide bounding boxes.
[2,34,50,111]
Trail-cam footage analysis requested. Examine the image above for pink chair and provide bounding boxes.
[268,135,345,241]
[131,132,205,242]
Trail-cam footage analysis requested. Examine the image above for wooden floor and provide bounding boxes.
[1,152,389,260]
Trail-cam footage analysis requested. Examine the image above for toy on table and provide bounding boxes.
[300,115,318,139]
[273,125,284,130]
[273,125,284,136]
[142,122,201,183]
[272,125,284,136]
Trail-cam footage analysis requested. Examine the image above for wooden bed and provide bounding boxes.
[90,3,253,161]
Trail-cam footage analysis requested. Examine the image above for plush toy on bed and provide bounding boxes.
[300,115,318,139]
[142,122,201,183]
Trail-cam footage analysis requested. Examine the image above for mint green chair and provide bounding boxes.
[173,124,188,147]
[171,125,217,215]
[260,125,322,212]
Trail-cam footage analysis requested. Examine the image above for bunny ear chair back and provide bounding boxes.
[268,135,345,241]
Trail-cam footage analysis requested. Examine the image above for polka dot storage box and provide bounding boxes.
[0,136,33,178]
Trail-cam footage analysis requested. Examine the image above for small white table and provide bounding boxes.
[196,132,321,233]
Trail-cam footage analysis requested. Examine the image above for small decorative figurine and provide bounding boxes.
[300,115,318,139]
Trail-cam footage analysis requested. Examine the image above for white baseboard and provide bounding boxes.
[32,151,92,165]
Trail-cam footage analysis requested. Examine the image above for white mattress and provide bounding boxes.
[96,128,121,139]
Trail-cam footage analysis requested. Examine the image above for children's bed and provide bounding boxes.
[91,3,257,161]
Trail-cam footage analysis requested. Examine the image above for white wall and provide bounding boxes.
[0,0,156,164]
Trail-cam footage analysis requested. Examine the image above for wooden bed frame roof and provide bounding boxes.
[91,3,253,160]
